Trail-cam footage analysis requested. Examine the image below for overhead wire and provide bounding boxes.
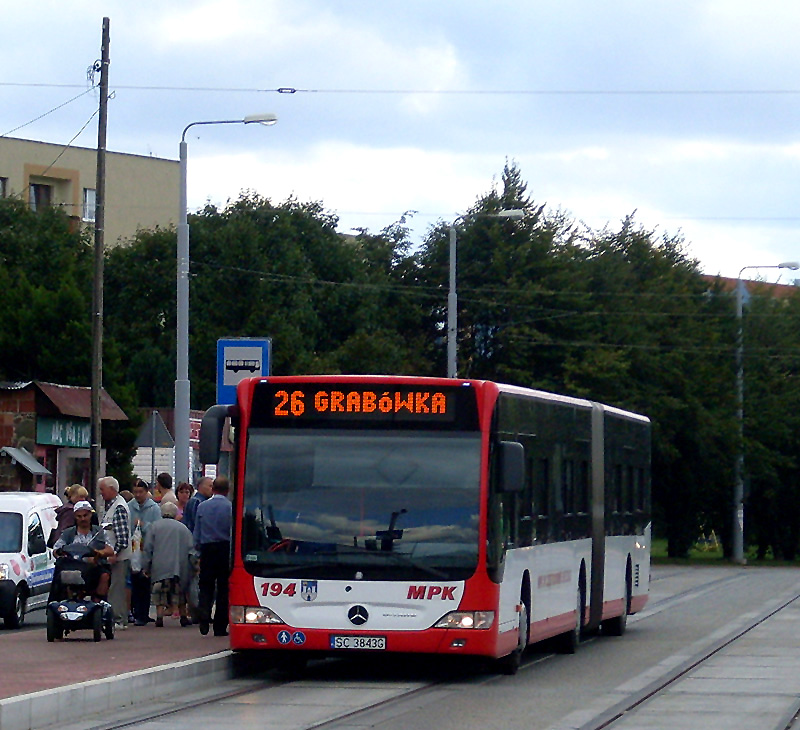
[5,82,800,96]
[189,259,799,324]
[1,86,96,138]
[36,107,100,179]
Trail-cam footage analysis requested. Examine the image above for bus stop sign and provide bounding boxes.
[217,338,271,405]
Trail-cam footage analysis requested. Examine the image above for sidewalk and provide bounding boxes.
[0,617,232,730]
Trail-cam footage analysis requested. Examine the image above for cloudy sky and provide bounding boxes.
[4,1,800,280]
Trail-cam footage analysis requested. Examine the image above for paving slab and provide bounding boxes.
[0,617,233,730]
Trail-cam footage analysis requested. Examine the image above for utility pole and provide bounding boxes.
[90,17,110,501]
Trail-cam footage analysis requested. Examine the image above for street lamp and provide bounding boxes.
[175,114,278,484]
[733,260,799,564]
[448,209,524,378]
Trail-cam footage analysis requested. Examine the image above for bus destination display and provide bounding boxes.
[250,383,479,430]
[275,388,448,418]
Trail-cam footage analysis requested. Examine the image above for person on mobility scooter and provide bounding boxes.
[46,500,115,641]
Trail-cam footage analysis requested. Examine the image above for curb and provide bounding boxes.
[0,650,233,730]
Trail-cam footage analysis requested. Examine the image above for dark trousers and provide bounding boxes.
[198,541,230,634]
[130,570,152,622]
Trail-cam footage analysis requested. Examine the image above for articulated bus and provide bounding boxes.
[200,375,651,673]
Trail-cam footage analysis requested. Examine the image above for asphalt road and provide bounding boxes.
[0,606,46,633]
[41,564,800,730]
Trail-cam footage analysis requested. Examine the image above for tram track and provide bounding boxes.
[60,571,800,730]
[630,569,749,621]
[561,590,800,730]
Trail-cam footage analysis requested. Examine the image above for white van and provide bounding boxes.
[0,492,61,628]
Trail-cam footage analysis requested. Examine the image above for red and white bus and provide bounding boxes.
[200,375,650,673]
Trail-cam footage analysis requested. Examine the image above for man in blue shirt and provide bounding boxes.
[183,476,212,534]
[193,476,232,636]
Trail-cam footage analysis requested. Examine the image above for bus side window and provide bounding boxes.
[561,459,574,515]
[486,493,506,582]
[610,464,622,513]
[516,436,536,547]
[537,458,551,542]
[578,460,590,514]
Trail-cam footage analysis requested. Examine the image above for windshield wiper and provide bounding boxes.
[374,508,407,551]
[261,544,450,579]
[377,552,449,579]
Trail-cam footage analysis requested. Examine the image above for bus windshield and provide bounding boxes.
[241,429,482,581]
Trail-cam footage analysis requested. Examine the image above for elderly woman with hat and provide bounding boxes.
[50,501,113,602]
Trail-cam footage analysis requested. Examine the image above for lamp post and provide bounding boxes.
[733,260,799,564]
[447,209,524,378]
[175,114,277,484]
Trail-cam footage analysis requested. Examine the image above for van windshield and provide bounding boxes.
[0,512,23,553]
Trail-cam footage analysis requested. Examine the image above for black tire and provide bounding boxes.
[104,615,115,640]
[556,582,584,655]
[3,587,26,629]
[497,603,528,675]
[93,609,103,642]
[46,610,63,642]
[604,569,631,637]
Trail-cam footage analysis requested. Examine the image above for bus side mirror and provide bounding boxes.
[199,404,231,465]
[499,441,525,493]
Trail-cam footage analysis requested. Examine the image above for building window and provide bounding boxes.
[29,183,52,212]
[83,188,96,222]
[0,177,7,198]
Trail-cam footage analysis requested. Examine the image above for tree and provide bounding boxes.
[0,198,93,383]
[0,197,140,485]
[105,193,428,410]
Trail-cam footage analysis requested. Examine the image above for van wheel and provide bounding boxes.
[3,588,26,629]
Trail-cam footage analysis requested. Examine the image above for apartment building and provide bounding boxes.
[0,136,179,244]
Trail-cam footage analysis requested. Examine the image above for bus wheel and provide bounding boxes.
[604,568,631,637]
[497,603,527,675]
[556,582,584,654]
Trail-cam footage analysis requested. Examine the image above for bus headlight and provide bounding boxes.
[0,564,9,581]
[230,606,285,625]
[434,611,494,630]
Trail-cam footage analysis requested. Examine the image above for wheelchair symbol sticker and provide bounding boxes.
[277,630,306,645]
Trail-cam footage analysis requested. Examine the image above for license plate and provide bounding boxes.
[330,635,386,650]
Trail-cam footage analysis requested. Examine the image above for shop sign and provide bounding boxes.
[37,417,91,448]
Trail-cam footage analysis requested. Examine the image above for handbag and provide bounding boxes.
[130,524,143,572]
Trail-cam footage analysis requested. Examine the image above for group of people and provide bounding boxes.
[51,473,232,637]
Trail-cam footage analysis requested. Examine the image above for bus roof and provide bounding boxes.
[245,375,649,425]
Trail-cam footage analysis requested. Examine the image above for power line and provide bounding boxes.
[6,82,800,96]
[37,108,100,178]
[188,260,800,321]
[1,87,96,138]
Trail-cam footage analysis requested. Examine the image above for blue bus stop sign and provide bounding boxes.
[216,338,271,405]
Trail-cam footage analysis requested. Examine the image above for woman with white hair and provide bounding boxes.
[141,500,194,627]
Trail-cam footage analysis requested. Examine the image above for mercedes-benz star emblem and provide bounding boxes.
[348,605,369,626]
